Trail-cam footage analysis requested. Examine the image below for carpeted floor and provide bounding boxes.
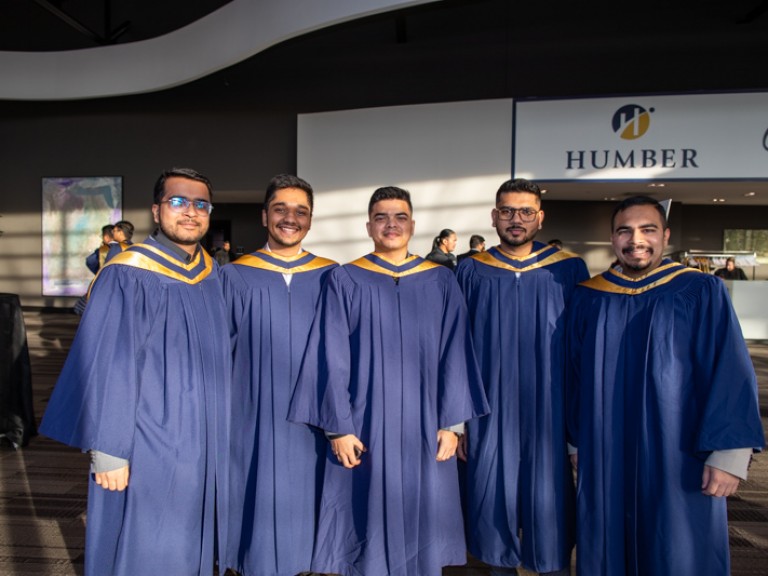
[1,310,766,575]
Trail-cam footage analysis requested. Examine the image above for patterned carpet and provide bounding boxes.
[1,310,766,575]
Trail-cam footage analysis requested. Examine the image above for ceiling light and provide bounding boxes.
[648,183,666,188]
[744,192,756,197]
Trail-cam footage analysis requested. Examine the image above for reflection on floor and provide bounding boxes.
[1,311,766,575]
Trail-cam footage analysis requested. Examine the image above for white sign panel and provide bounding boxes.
[514,92,768,180]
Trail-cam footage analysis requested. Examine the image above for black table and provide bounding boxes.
[0,293,35,448]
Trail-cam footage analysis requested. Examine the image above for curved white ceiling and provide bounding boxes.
[0,0,436,101]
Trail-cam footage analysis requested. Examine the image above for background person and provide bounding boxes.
[457,234,486,263]
[213,240,233,266]
[105,219,134,262]
[714,256,748,280]
[425,228,458,270]
[85,224,115,274]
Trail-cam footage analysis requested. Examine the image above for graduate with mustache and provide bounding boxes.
[566,196,764,575]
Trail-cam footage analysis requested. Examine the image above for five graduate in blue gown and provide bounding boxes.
[41,175,765,576]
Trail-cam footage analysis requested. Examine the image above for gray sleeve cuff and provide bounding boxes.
[441,423,465,436]
[567,442,578,456]
[90,450,130,474]
[705,448,753,480]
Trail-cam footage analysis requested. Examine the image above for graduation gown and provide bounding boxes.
[288,253,489,576]
[566,261,765,576]
[40,238,231,576]
[456,242,588,572]
[219,250,337,576]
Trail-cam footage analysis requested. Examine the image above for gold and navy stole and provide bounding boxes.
[348,253,440,279]
[97,244,110,267]
[232,250,337,275]
[472,243,581,273]
[96,243,214,286]
[580,259,700,295]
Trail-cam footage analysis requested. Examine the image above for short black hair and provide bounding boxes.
[264,174,314,213]
[153,168,213,205]
[496,178,541,204]
[469,234,485,249]
[114,220,134,241]
[368,186,413,215]
[610,196,668,232]
[101,224,114,237]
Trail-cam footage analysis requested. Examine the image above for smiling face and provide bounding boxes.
[151,176,211,255]
[492,191,544,255]
[611,204,670,278]
[262,187,312,256]
[366,199,414,261]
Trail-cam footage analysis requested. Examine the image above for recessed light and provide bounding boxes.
[712,198,726,203]
[744,192,756,197]
[648,183,666,188]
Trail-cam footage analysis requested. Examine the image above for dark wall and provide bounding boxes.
[208,203,267,256]
[680,205,768,252]
[0,107,297,216]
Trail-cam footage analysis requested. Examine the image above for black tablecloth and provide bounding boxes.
[0,293,35,448]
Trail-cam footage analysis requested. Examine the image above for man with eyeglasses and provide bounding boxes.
[218,175,338,576]
[288,186,489,576]
[41,167,230,576]
[456,178,588,576]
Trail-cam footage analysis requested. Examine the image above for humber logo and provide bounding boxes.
[612,104,653,140]
[565,102,699,171]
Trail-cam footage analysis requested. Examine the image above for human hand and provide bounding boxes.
[330,435,365,468]
[94,465,130,491]
[437,429,458,461]
[702,465,740,497]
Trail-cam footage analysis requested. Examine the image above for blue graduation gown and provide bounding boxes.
[219,250,337,576]
[105,240,131,263]
[456,243,588,572]
[288,254,489,576]
[85,244,109,274]
[566,261,765,576]
[40,238,231,576]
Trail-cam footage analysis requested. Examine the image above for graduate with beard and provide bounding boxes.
[220,175,337,576]
[41,168,230,576]
[566,196,764,575]
[456,179,588,575]
[288,186,489,576]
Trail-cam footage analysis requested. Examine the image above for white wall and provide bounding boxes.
[297,99,514,263]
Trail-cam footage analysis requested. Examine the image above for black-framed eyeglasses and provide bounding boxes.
[161,196,214,215]
[495,207,539,222]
